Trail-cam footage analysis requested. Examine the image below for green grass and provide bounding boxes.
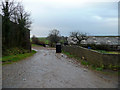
[30,37,49,44]
[62,51,75,58]
[95,50,120,54]
[38,37,49,44]
[3,47,31,56]
[100,70,120,76]
[2,50,37,65]
[95,67,103,71]
[81,60,90,66]
[62,50,119,75]
[32,44,43,47]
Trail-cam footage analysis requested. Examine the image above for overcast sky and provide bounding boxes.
[20,0,118,37]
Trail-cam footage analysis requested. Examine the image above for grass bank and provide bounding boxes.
[62,51,120,76]
[32,44,44,47]
[94,50,120,54]
[2,50,36,65]
[38,37,49,44]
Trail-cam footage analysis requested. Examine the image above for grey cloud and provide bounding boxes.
[25,2,118,37]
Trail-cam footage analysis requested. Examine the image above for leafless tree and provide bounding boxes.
[70,31,88,45]
[48,29,61,46]
[0,0,20,19]
[0,0,32,29]
[16,4,32,29]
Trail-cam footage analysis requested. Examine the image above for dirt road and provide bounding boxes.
[2,47,118,88]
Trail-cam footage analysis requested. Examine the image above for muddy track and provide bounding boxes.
[3,47,118,88]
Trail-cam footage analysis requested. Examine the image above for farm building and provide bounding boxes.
[81,36,120,45]
[67,36,120,45]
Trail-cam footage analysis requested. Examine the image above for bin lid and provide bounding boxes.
[56,43,61,45]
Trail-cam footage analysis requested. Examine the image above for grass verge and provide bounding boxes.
[38,37,49,44]
[2,50,37,65]
[94,50,120,54]
[32,44,44,47]
[62,51,120,76]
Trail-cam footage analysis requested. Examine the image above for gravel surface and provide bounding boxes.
[2,47,118,88]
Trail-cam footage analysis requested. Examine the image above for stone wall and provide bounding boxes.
[62,45,119,67]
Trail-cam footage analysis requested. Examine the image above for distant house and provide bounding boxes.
[67,36,120,45]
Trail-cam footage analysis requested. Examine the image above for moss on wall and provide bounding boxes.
[62,45,119,68]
